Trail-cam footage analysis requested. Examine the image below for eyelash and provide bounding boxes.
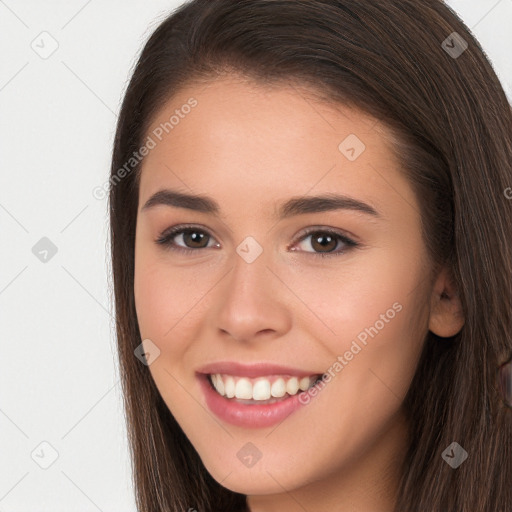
[155,224,359,258]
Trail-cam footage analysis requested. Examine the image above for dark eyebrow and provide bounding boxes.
[141,189,219,214]
[141,189,380,219]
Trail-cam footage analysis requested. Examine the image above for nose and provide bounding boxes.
[213,246,292,344]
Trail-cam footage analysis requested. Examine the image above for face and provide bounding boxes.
[133,75,433,507]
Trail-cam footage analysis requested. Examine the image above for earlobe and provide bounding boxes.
[428,267,465,338]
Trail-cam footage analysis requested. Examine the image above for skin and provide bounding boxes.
[133,74,464,512]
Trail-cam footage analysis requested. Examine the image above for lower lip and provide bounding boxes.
[197,374,313,428]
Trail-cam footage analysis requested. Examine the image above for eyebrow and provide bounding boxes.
[141,189,381,219]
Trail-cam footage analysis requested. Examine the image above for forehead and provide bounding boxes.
[138,76,416,221]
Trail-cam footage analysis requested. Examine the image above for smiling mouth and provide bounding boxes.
[207,373,323,404]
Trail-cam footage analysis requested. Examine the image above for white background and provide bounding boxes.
[1,1,511,510]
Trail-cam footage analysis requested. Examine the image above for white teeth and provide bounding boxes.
[210,373,318,401]
[299,376,310,391]
[252,380,271,400]
[224,376,235,398]
[235,378,253,399]
[215,375,225,396]
[270,378,286,398]
[286,377,299,395]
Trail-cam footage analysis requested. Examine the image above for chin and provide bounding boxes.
[200,452,312,496]
[210,471,290,496]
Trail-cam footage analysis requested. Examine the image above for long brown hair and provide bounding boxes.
[109,1,512,510]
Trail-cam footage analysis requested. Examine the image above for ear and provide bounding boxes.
[428,266,465,337]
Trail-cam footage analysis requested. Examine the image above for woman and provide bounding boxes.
[109,1,512,510]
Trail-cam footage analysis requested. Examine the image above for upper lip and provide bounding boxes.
[196,361,322,378]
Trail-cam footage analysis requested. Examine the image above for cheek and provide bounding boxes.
[134,256,168,339]
[279,249,429,400]
[279,245,427,343]
[133,247,215,350]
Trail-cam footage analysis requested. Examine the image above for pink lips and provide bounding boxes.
[196,361,321,428]
[196,361,318,378]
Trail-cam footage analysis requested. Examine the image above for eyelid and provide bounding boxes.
[292,225,359,246]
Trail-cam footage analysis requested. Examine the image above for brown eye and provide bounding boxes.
[180,229,210,248]
[310,232,338,252]
[156,225,218,252]
[293,228,358,258]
